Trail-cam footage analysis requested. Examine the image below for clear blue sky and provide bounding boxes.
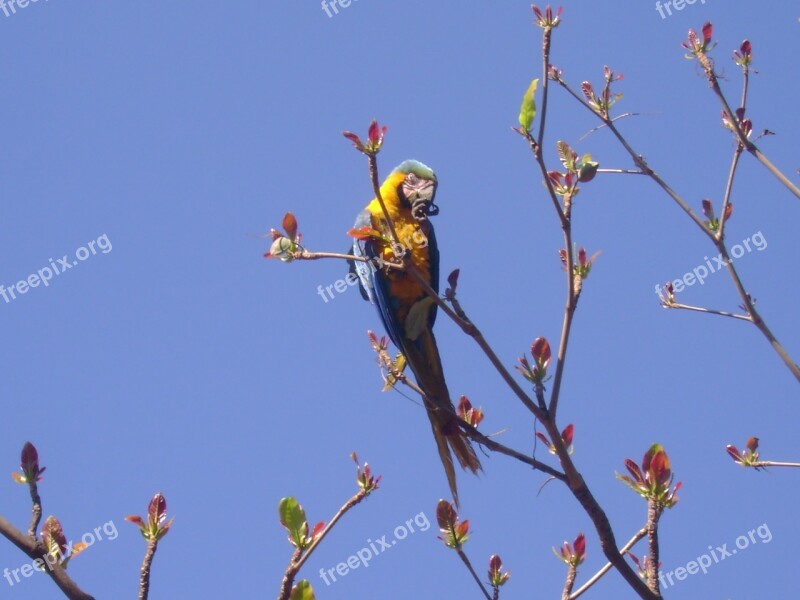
[2,1,798,598]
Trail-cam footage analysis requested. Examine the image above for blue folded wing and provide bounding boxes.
[350,209,377,304]
[350,209,405,350]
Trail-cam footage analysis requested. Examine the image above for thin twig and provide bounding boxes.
[548,258,577,420]
[456,549,493,600]
[717,55,749,241]
[695,47,800,199]
[462,423,566,481]
[278,490,369,600]
[296,249,368,262]
[715,243,800,380]
[26,479,42,539]
[293,248,404,269]
[536,25,553,149]
[562,563,578,600]
[578,112,647,141]
[749,461,800,468]
[570,527,648,600]
[717,147,742,241]
[138,540,158,600]
[662,302,751,322]
[277,548,303,600]
[748,147,800,197]
[740,55,750,112]
[534,383,547,412]
[368,154,403,247]
[646,500,663,597]
[294,492,367,574]
[597,168,646,175]
[523,129,567,229]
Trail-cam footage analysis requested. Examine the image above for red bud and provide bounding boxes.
[282,212,298,240]
[702,22,713,46]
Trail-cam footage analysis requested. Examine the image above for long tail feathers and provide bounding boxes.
[404,329,481,507]
[427,410,460,507]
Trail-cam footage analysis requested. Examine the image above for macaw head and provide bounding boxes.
[392,160,438,221]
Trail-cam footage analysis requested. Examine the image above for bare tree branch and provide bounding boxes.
[0,516,95,600]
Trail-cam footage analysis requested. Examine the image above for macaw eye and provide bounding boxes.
[405,174,419,185]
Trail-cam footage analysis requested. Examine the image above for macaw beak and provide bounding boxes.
[404,178,439,221]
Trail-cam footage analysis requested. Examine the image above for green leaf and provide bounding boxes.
[279,497,308,549]
[405,297,436,341]
[518,78,539,132]
[289,580,316,600]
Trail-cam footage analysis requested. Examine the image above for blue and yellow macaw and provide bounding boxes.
[350,160,480,505]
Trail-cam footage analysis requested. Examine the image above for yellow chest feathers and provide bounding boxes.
[367,199,432,276]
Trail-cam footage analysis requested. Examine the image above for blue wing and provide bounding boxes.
[350,209,377,304]
[426,221,440,328]
[350,209,407,350]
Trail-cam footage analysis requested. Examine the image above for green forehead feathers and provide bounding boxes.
[393,160,436,181]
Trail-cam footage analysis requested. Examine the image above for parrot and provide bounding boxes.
[350,159,481,506]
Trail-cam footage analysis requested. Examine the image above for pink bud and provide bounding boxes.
[702,22,713,46]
